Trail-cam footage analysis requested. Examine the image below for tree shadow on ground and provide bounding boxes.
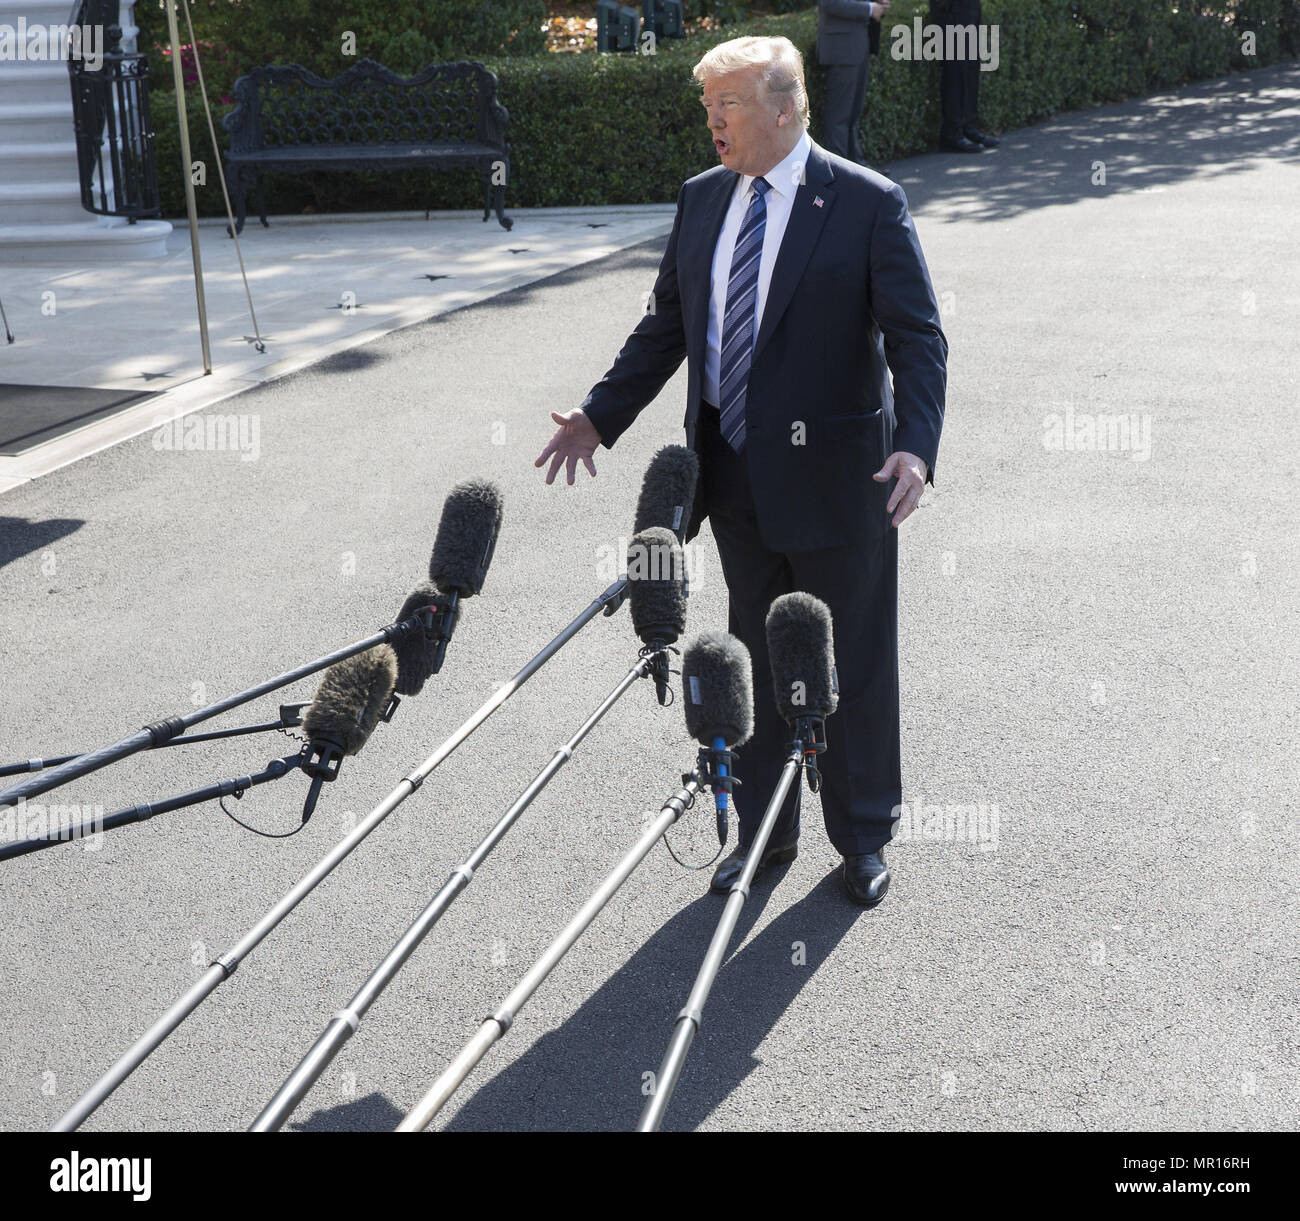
[0,515,83,571]
[883,64,1300,220]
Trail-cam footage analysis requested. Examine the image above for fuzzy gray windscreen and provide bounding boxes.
[765,592,838,722]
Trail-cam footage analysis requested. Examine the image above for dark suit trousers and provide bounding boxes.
[697,404,902,856]
[938,1,982,143]
[821,58,870,163]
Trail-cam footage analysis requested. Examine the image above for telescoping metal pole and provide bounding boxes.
[0,706,310,780]
[0,612,436,810]
[250,649,662,1132]
[398,774,705,1131]
[637,746,806,1133]
[0,752,305,863]
[164,0,212,373]
[52,582,625,1133]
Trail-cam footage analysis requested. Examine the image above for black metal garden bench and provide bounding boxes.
[221,58,513,234]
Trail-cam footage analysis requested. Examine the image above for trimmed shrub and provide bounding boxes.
[140,0,1298,220]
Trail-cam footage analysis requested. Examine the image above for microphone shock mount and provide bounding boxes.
[639,642,678,707]
[299,692,400,823]
[792,715,829,793]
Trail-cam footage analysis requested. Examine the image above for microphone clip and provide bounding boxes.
[298,738,343,824]
[791,715,828,794]
[693,744,741,849]
[640,643,679,707]
[297,691,400,824]
[691,745,741,800]
[410,593,460,678]
[601,578,630,616]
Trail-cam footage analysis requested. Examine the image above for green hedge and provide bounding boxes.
[142,0,1298,220]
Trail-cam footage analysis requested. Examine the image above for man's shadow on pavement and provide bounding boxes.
[290,865,864,1132]
[433,863,863,1132]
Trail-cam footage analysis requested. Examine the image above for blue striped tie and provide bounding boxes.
[717,176,771,453]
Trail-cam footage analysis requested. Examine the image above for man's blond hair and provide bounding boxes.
[692,35,811,129]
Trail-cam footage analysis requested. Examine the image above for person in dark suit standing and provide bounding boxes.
[932,0,999,152]
[535,36,947,908]
[817,0,888,164]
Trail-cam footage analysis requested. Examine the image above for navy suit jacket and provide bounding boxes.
[580,138,948,553]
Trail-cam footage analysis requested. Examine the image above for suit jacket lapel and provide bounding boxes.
[752,143,836,363]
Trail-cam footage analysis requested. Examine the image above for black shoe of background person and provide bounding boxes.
[841,849,890,907]
[965,127,1000,148]
[940,135,984,153]
[709,834,799,895]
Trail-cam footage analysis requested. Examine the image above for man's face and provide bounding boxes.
[700,67,793,177]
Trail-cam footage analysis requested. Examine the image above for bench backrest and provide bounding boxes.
[223,58,508,154]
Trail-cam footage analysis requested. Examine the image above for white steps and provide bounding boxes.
[0,100,74,143]
[0,219,172,261]
[0,61,69,104]
[0,178,86,223]
[0,2,171,264]
[0,137,78,176]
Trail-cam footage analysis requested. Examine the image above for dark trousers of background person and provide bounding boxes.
[696,403,902,856]
[822,58,871,163]
[935,0,983,143]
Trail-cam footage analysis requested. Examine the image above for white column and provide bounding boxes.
[118,0,138,54]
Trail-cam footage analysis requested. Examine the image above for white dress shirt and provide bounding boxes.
[703,128,812,407]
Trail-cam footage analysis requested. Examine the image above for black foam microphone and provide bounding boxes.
[390,581,461,697]
[626,527,687,706]
[681,631,754,846]
[407,478,503,679]
[430,477,503,598]
[634,445,700,543]
[626,527,686,645]
[299,644,398,822]
[765,592,838,792]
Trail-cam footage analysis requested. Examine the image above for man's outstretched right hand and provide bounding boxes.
[535,409,601,485]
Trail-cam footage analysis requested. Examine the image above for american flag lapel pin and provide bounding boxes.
[813,196,824,208]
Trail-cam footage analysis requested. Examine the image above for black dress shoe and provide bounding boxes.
[965,128,1000,148]
[709,835,798,895]
[940,135,984,153]
[842,850,890,907]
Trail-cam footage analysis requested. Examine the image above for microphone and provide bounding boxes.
[626,527,687,705]
[681,631,754,847]
[299,644,398,822]
[397,478,503,688]
[430,477,503,598]
[390,581,459,697]
[634,444,700,542]
[587,445,702,618]
[765,592,838,793]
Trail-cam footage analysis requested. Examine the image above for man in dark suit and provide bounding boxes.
[536,35,947,908]
[816,0,887,164]
[932,0,1000,152]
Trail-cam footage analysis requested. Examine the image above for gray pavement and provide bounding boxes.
[0,64,1297,1133]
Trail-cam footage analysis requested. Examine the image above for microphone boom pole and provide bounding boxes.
[637,747,805,1133]
[397,774,705,1131]
[0,614,434,810]
[250,647,663,1132]
[0,752,308,862]
[638,592,836,1132]
[0,705,311,780]
[51,580,625,1134]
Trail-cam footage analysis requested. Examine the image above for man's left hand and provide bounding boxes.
[873,451,928,527]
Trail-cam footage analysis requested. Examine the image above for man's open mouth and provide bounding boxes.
[714,138,729,154]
